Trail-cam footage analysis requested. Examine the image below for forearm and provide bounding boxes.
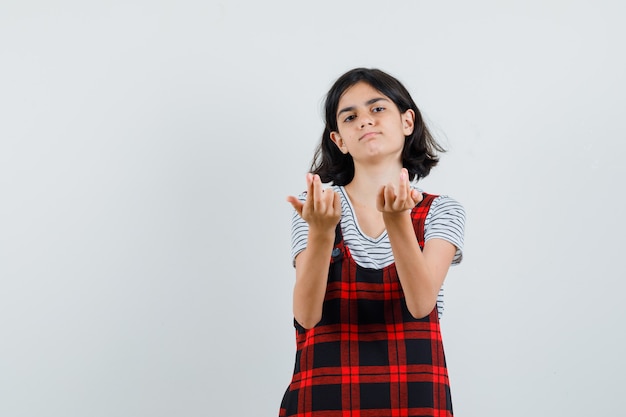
[292,228,335,329]
[383,212,442,319]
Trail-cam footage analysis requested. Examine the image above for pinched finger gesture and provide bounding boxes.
[376,168,423,214]
[287,173,341,231]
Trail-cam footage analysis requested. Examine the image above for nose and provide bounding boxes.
[359,115,374,128]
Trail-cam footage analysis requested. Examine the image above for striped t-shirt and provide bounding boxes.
[290,185,466,318]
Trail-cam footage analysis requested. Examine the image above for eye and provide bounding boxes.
[343,114,356,123]
[372,106,385,113]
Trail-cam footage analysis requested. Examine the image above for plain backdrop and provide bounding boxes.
[1,1,625,416]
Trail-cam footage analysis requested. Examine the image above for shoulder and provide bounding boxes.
[421,194,466,264]
[428,195,466,221]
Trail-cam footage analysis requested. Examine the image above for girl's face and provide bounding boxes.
[330,82,414,165]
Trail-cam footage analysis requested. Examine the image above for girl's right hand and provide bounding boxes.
[287,173,341,231]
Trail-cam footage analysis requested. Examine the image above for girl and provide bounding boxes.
[280,68,465,416]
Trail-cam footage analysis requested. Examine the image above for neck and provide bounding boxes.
[344,161,404,206]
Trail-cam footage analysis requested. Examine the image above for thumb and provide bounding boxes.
[286,196,304,216]
[411,189,423,204]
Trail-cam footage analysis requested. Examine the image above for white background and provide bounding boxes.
[1,1,625,416]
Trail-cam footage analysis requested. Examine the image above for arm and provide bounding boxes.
[287,174,341,329]
[378,169,457,319]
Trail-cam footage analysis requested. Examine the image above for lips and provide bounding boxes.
[359,131,380,141]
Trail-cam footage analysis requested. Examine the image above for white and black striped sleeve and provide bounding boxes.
[424,195,466,265]
[290,193,308,266]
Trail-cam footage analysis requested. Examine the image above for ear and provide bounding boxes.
[402,109,415,136]
[330,131,349,154]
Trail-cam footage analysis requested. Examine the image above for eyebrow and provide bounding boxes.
[337,97,390,117]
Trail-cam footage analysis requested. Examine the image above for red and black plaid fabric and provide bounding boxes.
[280,193,453,417]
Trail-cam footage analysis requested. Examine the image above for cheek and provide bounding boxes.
[335,126,349,139]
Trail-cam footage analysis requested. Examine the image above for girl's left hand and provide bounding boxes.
[376,168,423,214]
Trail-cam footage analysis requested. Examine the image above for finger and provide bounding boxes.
[384,183,396,210]
[304,172,313,195]
[411,189,423,204]
[303,173,314,208]
[332,191,342,218]
[322,185,336,214]
[401,168,411,190]
[312,174,324,212]
[286,196,304,216]
[397,170,408,204]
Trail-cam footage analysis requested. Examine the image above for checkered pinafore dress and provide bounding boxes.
[280,193,453,417]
